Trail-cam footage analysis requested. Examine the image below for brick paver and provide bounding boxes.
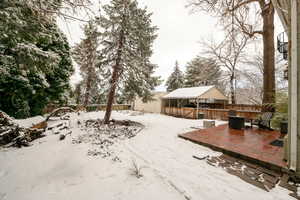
[179,124,287,169]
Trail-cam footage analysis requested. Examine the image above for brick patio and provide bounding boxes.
[179,124,288,171]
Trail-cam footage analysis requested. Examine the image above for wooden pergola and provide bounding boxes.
[162,86,228,118]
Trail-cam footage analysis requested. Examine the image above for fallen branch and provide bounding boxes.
[45,107,75,121]
[193,155,209,160]
[0,110,46,147]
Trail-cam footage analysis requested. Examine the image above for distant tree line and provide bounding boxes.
[165,58,224,93]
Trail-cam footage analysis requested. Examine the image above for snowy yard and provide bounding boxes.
[0,111,293,200]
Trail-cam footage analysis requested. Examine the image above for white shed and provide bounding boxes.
[133,92,167,113]
[162,85,227,101]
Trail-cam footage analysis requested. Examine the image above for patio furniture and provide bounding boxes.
[280,121,288,134]
[228,109,237,117]
[251,112,273,130]
[197,112,205,119]
[229,116,245,130]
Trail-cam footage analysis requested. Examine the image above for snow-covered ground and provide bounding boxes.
[0,111,293,200]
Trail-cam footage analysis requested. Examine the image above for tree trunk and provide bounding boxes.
[103,30,125,124]
[103,67,120,124]
[83,68,93,107]
[83,39,96,107]
[261,2,275,109]
[230,74,236,104]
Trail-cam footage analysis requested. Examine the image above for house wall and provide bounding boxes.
[286,0,300,173]
[199,87,228,101]
[295,0,300,173]
[134,92,167,113]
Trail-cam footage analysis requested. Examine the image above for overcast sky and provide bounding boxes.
[58,0,284,91]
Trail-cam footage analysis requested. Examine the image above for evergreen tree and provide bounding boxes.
[0,0,73,118]
[73,19,99,106]
[185,56,222,88]
[73,81,83,104]
[73,79,107,105]
[98,0,160,124]
[165,61,185,92]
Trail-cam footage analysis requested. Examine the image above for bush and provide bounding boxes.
[271,92,288,129]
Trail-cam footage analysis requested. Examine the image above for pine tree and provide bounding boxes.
[165,61,185,92]
[73,19,99,106]
[73,81,83,104]
[185,56,222,88]
[98,0,160,124]
[0,0,73,118]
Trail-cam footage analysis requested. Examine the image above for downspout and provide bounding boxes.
[289,0,298,171]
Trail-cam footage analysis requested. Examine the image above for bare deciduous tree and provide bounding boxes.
[188,0,276,106]
[236,50,288,105]
[238,54,264,104]
[202,32,248,104]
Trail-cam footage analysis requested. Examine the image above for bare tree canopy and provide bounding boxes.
[24,0,93,21]
[188,0,276,106]
[201,31,249,104]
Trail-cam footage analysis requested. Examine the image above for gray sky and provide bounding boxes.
[58,0,284,91]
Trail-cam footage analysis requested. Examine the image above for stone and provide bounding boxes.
[59,134,66,140]
[203,120,215,128]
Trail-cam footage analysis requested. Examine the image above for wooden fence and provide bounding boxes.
[163,107,261,121]
[43,104,131,114]
[224,104,261,111]
[86,104,131,111]
[194,103,262,111]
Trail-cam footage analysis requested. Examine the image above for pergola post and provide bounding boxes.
[177,99,179,116]
[287,0,300,172]
[168,99,170,115]
[270,0,300,173]
[196,98,199,119]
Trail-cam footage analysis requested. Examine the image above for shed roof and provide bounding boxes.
[163,85,227,100]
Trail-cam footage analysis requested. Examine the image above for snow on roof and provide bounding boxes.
[162,85,215,99]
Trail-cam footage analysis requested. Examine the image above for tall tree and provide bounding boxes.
[73,19,99,106]
[98,0,159,124]
[184,56,222,88]
[189,0,276,105]
[165,61,185,92]
[202,32,248,104]
[73,81,83,104]
[0,0,73,118]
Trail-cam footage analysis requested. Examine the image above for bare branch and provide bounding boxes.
[23,0,93,22]
[234,15,263,38]
[188,0,264,40]
[228,0,260,12]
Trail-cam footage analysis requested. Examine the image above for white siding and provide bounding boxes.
[134,92,167,113]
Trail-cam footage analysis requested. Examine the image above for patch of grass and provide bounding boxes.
[130,159,145,178]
